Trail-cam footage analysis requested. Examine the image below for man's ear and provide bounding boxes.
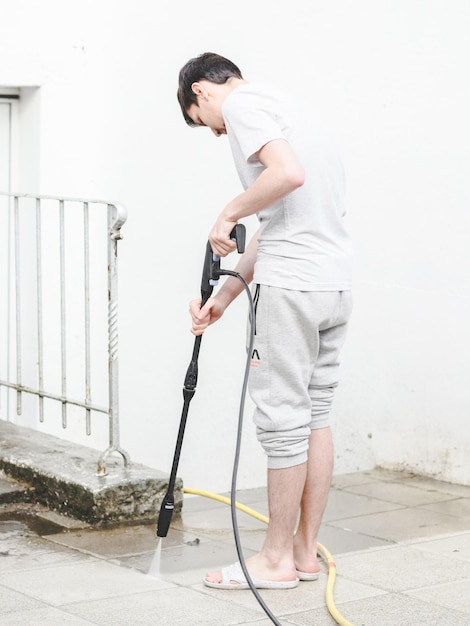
[191,82,207,99]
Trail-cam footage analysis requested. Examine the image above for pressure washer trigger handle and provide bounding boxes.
[210,223,244,284]
[231,223,246,253]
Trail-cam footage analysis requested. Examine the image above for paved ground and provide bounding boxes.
[1,467,470,625]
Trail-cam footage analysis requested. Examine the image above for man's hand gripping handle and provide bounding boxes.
[201,224,246,305]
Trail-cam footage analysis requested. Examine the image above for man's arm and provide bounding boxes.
[209,138,304,256]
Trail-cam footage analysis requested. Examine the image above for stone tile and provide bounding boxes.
[173,499,267,534]
[293,592,470,626]
[47,520,228,559]
[251,616,310,626]
[166,523,222,542]
[0,559,170,606]
[218,486,269,509]
[0,606,98,625]
[65,586,264,626]
[279,606,343,626]
[331,468,415,489]
[122,537,254,582]
[323,488,403,522]
[0,584,47,615]
[323,573,387,603]
[335,544,470,593]
[343,480,458,507]
[331,471,378,489]
[406,578,470,615]
[320,525,393,558]
[152,562,219,587]
[159,525,215,548]
[419,497,470,519]
[402,475,470,498]
[411,531,470,562]
[46,523,158,558]
[354,468,417,482]
[0,533,93,573]
[161,534,241,569]
[221,528,266,553]
[328,506,470,542]
[175,488,267,551]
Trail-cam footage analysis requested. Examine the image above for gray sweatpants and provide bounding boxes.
[248,285,352,470]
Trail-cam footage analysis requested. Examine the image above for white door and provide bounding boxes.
[0,101,11,418]
[0,96,18,419]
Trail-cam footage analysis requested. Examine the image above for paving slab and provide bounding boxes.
[328,505,470,542]
[344,479,459,507]
[64,586,265,626]
[292,592,470,626]
[0,558,169,606]
[405,578,470,615]
[410,531,470,562]
[0,606,98,626]
[335,544,470,593]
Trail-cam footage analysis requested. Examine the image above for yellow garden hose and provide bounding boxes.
[184,487,355,626]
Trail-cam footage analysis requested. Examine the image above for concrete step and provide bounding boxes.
[0,420,182,525]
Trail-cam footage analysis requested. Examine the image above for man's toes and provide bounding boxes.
[205,570,222,583]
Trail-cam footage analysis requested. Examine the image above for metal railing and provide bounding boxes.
[0,191,130,475]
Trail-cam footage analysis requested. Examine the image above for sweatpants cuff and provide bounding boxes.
[267,451,308,470]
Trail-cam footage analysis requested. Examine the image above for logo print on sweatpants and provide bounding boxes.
[250,349,261,368]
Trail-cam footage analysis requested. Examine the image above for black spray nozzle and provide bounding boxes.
[156,493,174,537]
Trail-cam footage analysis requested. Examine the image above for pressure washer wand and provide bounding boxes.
[157,225,246,538]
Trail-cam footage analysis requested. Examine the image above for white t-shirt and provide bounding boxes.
[222,83,353,291]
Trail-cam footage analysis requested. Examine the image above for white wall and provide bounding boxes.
[1,0,469,491]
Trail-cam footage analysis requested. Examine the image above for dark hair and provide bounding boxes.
[177,52,243,126]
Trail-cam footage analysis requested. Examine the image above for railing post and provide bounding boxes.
[14,195,22,416]
[97,202,131,475]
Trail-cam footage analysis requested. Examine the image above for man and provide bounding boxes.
[178,52,353,589]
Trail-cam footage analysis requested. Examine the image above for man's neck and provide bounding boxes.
[220,77,247,100]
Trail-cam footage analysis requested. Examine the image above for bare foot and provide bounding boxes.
[293,539,321,576]
[205,552,297,584]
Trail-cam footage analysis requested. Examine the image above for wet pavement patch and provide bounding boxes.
[0,510,68,536]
